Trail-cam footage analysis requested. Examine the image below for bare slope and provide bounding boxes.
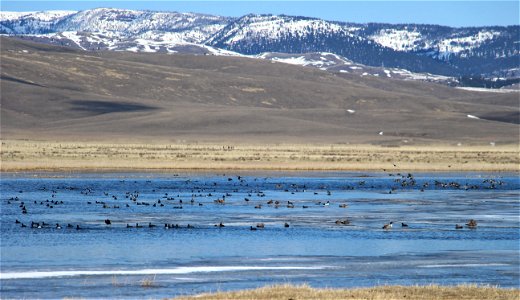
[1,37,518,144]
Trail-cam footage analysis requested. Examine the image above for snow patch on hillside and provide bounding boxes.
[0,10,76,22]
[370,29,424,51]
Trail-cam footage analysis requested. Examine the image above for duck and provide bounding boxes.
[104,219,111,225]
[126,224,133,228]
[284,223,290,228]
[401,222,408,227]
[339,203,348,208]
[335,219,350,225]
[382,222,393,229]
[455,224,463,229]
[466,219,477,228]
[250,226,257,231]
[56,223,62,229]
[215,222,225,228]
[148,222,156,228]
[256,223,265,228]
[135,223,143,228]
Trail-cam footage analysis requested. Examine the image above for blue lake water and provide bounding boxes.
[1,171,519,299]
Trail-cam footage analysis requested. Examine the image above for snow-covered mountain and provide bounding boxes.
[1,9,519,85]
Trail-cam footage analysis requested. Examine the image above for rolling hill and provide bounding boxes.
[1,37,518,145]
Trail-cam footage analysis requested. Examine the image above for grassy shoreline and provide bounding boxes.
[1,140,519,172]
[172,284,520,300]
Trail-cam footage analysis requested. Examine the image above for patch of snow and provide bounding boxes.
[437,31,500,55]
[456,87,518,93]
[60,31,85,50]
[467,114,480,119]
[347,109,355,114]
[0,10,76,22]
[370,29,424,51]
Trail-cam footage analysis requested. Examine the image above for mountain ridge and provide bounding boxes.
[1,8,519,83]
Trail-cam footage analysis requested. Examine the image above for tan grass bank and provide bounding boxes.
[1,140,519,172]
[173,284,519,300]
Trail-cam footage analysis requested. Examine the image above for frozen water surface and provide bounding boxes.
[1,172,518,298]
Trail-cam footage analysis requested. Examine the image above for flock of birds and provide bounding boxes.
[6,172,500,232]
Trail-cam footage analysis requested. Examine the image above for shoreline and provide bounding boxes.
[172,284,520,300]
[1,140,519,172]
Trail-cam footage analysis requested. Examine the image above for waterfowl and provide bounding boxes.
[256,223,265,228]
[455,224,463,229]
[382,222,393,229]
[127,224,133,228]
[15,219,20,224]
[187,224,194,229]
[401,222,408,227]
[339,204,348,208]
[104,219,111,225]
[254,204,262,209]
[250,226,257,231]
[67,224,73,228]
[148,223,156,228]
[56,223,62,229]
[466,219,477,228]
[136,223,143,228]
[21,223,27,228]
[284,223,290,228]
[335,219,350,225]
[215,222,225,228]
[76,225,81,230]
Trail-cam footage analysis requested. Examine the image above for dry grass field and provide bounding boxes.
[1,140,518,171]
[1,37,519,172]
[173,284,520,300]
[2,37,519,146]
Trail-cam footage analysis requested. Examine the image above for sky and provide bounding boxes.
[0,1,518,27]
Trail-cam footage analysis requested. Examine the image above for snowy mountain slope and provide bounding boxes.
[0,10,76,34]
[260,52,459,85]
[1,8,518,83]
